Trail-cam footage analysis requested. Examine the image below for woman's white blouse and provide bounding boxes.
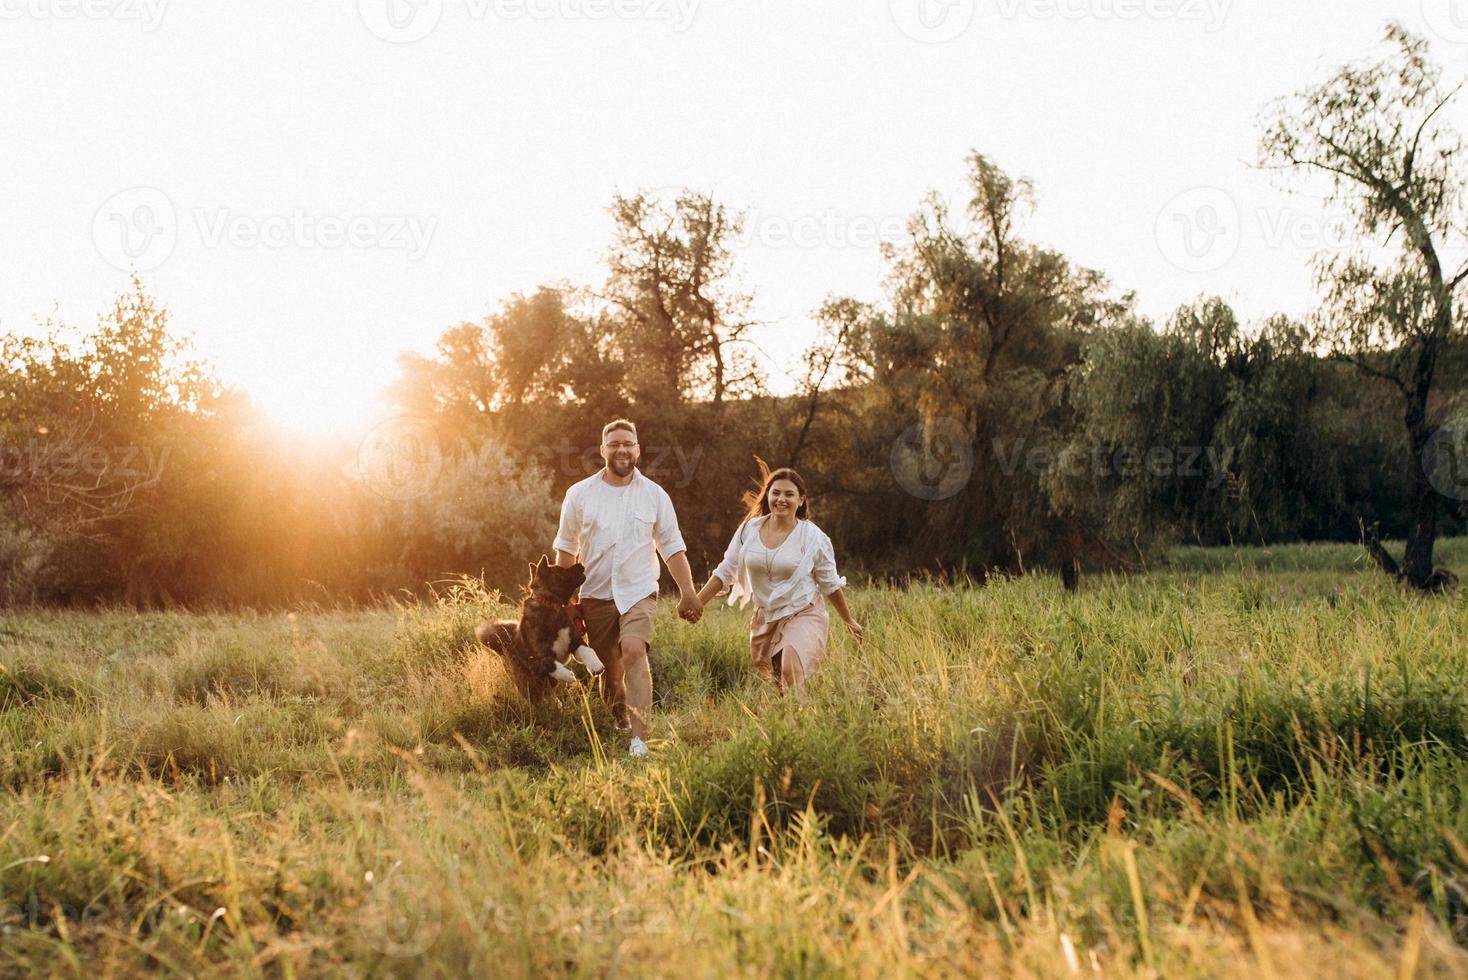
[711,517,846,622]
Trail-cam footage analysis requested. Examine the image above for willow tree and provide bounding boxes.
[1260,24,1464,591]
[602,190,760,413]
[840,152,1123,579]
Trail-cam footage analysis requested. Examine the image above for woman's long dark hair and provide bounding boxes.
[741,458,811,523]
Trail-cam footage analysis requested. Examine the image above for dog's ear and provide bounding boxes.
[527,560,539,579]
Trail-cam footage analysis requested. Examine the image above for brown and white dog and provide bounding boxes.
[474,556,603,700]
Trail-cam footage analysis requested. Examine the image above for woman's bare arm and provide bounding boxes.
[824,588,863,641]
[696,574,725,607]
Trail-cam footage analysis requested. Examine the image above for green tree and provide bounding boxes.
[837,152,1124,578]
[0,278,236,605]
[1259,23,1465,591]
[1052,302,1233,549]
[393,440,559,591]
[387,285,623,454]
[603,190,761,412]
[1055,299,1352,549]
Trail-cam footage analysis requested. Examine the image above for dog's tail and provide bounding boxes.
[474,621,516,654]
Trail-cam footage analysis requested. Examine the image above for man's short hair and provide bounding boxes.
[602,419,638,443]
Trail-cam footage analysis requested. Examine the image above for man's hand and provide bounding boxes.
[666,552,702,624]
[677,593,704,624]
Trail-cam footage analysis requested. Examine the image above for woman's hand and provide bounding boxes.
[677,593,704,624]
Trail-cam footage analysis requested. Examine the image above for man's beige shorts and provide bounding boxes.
[580,594,657,657]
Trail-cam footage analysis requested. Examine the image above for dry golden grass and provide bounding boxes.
[2,553,1466,976]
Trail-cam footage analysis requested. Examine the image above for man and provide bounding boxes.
[554,419,703,757]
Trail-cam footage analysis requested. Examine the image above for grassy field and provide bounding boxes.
[1168,537,1468,575]
[2,544,1467,977]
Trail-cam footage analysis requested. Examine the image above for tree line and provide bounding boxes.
[2,23,1464,607]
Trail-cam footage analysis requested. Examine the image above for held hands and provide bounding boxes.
[677,593,704,624]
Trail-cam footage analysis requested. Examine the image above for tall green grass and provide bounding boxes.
[1,553,1466,975]
[1168,535,1468,575]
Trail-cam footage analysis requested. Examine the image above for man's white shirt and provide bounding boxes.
[553,468,687,614]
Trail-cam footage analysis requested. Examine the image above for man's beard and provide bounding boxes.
[608,455,635,476]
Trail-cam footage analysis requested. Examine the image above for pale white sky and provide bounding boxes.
[4,0,1466,434]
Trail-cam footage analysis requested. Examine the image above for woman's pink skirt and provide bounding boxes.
[748,593,829,684]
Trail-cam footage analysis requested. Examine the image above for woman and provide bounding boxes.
[695,466,862,692]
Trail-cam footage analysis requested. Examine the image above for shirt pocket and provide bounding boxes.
[632,503,657,548]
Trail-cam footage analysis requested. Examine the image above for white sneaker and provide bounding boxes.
[628,737,648,758]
